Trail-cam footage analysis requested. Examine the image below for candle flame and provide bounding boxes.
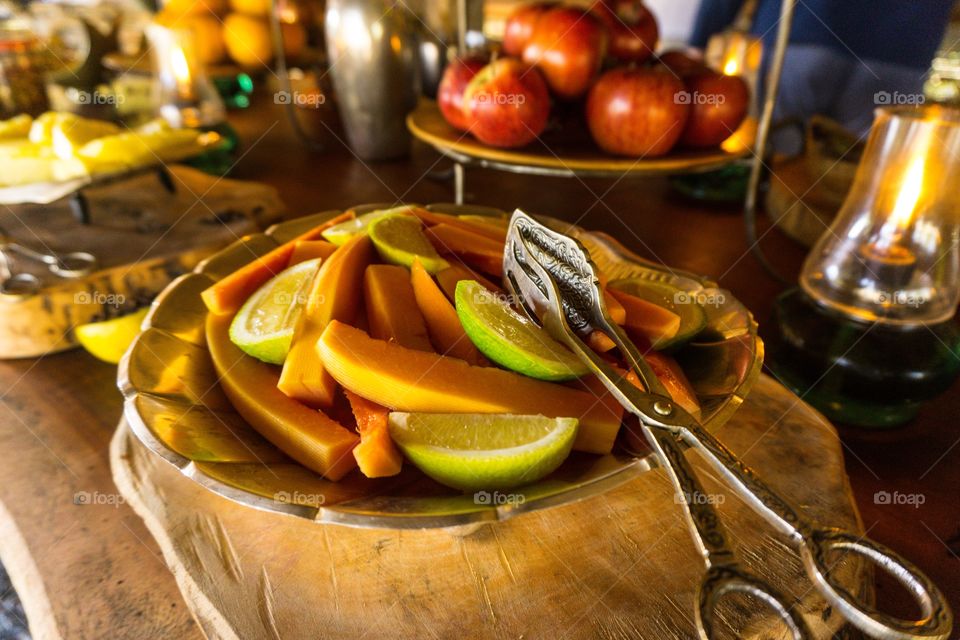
[171,44,192,87]
[723,56,739,76]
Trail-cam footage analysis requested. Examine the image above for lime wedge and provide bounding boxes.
[455,280,589,381]
[368,214,449,274]
[228,258,321,364]
[321,205,417,247]
[76,308,149,364]
[608,278,707,350]
[388,412,578,491]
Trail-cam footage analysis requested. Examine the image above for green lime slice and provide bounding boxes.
[368,214,450,274]
[608,278,707,350]
[455,280,589,381]
[321,205,417,247]
[228,258,321,364]
[388,412,578,491]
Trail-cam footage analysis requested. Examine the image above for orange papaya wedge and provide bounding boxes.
[424,223,505,277]
[410,208,507,242]
[410,258,486,365]
[202,211,354,316]
[278,234,374,407]
[316,321,624,454]
[363,264,433,352]
[604,289,627,325]
[206,312,358,480]
[607,288,681,344]
[288,240,338,266]
[344,389,403,478]
[435,262,501,303]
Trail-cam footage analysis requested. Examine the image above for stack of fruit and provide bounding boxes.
[155,0,306,69]
[437,0,750,156]
[203,206,709,492]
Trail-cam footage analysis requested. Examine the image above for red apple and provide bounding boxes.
[502,2,556,58]
[438,56,487,131]
[463,58,551,148]
[585,66,689,157]
[592,1,658,63]
[657,49,708,77]
[522,7,607,99]
[680,71,750,147]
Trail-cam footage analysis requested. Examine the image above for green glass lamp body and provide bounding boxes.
[768,107,960,427]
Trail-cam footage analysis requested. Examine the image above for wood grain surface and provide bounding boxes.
[112,375,868,640]
[0,166,283,357]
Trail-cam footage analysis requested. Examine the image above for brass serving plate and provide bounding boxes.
[407,100,756,177]
[118,204,762,529]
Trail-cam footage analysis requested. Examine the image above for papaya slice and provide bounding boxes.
[363,264,433,352]
[644,351,701,419]
[604,289,627,325]
[410,208,507,242]
[587,330,617,353]
[344,389,403,478]
[278,234,374,407]
[316,321,624,454]
[607,288,681,345]
[206,312,358,480]
[435,262,501,303]
[424,223,505,277]
[574,373,629,454]
[202,211,354,316]
[288,240,338,266]
[410,259,486,365]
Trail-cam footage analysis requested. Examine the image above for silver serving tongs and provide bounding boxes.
[0,225,97,297]
[503,210,952,640]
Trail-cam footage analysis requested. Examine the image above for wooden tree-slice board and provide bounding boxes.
[0,165,283,358]
[111,375,869,639]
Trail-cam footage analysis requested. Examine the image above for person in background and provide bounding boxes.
[689,0,955,153]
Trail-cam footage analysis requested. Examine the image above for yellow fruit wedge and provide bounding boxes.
[344,389,403,478]
[0,114,32,139]
[316,321,624,454]
[278,234,374,407]
[363,264,433,351]
[207,312,359,480]
[410,258,486,365]
[75,308,149,364]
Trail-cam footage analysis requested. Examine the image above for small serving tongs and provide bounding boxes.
[0,225,97,297]
[503,210,952,640]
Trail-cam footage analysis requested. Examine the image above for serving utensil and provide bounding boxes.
[503,209,952,640]
[0,224,96,297]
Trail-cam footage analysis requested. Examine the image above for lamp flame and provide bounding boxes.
[878,127,934,248]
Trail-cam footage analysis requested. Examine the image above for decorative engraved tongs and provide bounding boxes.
[503,210,952,640]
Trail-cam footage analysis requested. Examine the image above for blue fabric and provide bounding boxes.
[691,0,952,70]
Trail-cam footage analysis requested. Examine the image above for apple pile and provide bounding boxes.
[437,0,750,157]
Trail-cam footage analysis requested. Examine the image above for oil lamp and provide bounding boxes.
[767,106,960,428]
[146,22,225,129]
[146,22,237,173]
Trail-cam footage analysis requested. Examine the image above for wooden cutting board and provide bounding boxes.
[110,374,870,639]
[0,166,283,358]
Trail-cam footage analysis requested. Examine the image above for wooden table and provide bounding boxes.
[0,94,956,638]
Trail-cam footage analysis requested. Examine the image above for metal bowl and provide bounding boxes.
[118,204,762,529]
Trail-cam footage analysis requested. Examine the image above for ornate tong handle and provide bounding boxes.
[504,210,953,640]
[505,213,811,639]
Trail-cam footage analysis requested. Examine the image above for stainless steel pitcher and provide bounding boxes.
[325,0,420,160]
